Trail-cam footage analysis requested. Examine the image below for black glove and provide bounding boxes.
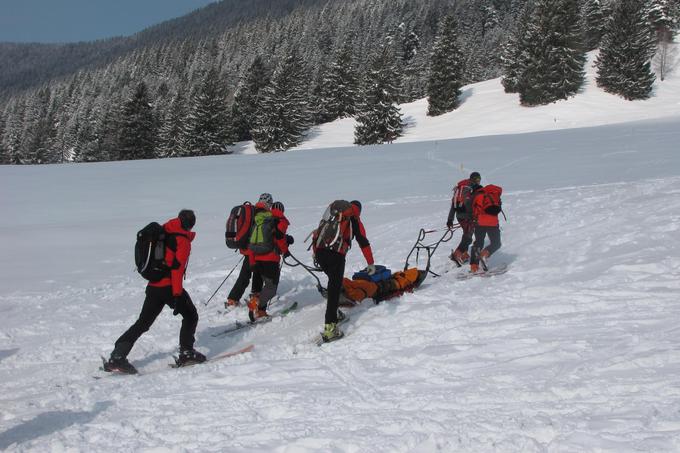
[485,206,502,215]
[446,220,453,228]
[286,234,294,245]
[172,295,181,316]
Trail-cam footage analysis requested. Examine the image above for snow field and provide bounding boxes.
[2,53,680,450]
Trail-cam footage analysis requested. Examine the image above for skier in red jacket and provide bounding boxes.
[447,171,482,266]
[247,200,292,321]
[224,193,272,308]
[312,200,375,342]
[469,185,503,273]
[104,210,205,374]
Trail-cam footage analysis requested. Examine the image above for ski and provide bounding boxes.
[169,344,254,368]
[211,301,298,338]
[456,263,508,280]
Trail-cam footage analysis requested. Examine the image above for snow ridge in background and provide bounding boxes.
[1,52,680,451]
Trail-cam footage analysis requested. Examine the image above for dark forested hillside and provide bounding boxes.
[0,0,329,97]
[0,0,530,164]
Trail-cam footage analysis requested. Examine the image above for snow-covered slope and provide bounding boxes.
[1,53,680,452]
[291,51,680,152]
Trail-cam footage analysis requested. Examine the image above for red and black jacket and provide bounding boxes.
[315,204,374,265]
[148,217,195,296]
[472,188,500,227]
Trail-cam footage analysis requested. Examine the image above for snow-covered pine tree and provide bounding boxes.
[426,15,465,116]
[316,40,360,123]
[517,0,586,106]
[231,56,270,142]
[581,0,608,51]
[649,0,680,80]
[185,67,232,156]
[648,0,678,42]
[354,44,403,145]
[252,50,312,152]
[501,2,534,94]
[157,88,189,157]
[596,0,657,99]
[21,87,54,164]
[118,81,156,160]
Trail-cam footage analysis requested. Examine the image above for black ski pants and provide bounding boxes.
[112,286,198,358]
[470,225,502,265]
[251,261,280,310]
[227,258,263,302]
[455,218,475,253]
[315,248,345,325]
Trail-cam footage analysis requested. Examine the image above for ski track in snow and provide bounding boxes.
[2,174,680,451]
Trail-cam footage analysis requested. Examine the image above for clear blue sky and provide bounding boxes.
[0,0,219,43]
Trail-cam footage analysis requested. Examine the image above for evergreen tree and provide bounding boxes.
[317,40,360,123]
[185,67,232,156]
[4,100,26,164]
[581,0,607,51]
[501,2,534,94]
[252,51,312,152]
[517,0,586,106]
[648,0,678,42]
[231,56,270,142]
[22,87,54,164]
[354,45,403,145]
[426,15,465,116]
[157,89,189,157]
[118,81,156,160]
[596,0,657,99]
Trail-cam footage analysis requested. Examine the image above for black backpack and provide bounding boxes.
[134,222,178,282]
[225,202,255,250]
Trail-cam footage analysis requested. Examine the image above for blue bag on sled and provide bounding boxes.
[352,265,391,283]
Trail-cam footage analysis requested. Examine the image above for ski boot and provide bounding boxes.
[479,249,490,271]
[247,294,269,322]
[176,349,207,367]
[321,322,344,343]
[450,249,469,267]
[224,298,240,309]
[103,355,138,374]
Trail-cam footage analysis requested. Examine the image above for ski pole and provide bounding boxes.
[202,255,244,307]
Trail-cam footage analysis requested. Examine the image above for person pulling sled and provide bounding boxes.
[310,200,376,342]
[447,171,483,266]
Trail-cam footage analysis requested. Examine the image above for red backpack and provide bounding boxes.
[479,184,504,216]
[225,202,255,250]
[453,179,474,209]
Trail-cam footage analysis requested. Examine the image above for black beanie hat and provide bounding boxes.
[178,209,196,230]
[470,171,481,180]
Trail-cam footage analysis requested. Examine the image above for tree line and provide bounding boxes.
[0,0,678,165]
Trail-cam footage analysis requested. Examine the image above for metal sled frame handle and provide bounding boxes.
[283,252,327,296]
[403,226,459,278]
